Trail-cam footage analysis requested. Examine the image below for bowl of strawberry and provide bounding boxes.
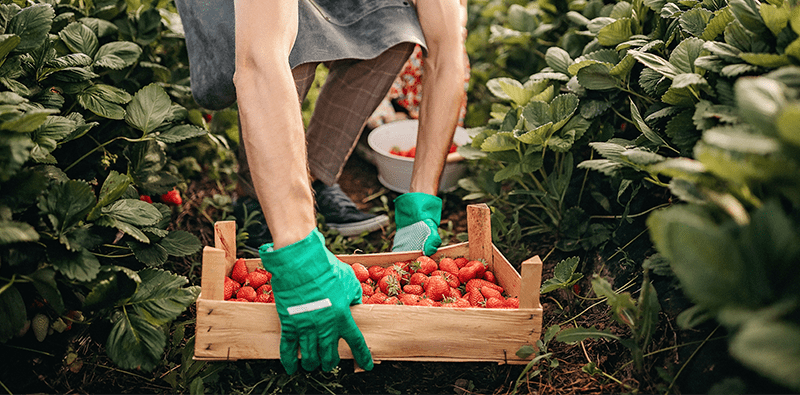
[367,119,470,193]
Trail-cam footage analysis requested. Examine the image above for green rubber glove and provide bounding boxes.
[392,192,442,256]
[259,229,373,374]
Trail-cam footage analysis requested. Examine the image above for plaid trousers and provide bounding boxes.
[237,42,416,199]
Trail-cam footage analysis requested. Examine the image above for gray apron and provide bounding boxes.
[174,0,427,110]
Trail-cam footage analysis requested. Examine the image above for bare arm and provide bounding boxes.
[233,0,316,249]
[409,0,467,195]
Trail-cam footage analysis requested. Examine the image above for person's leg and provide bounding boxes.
[304,43,415,236]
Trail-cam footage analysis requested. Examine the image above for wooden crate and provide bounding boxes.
[194,204,543,364]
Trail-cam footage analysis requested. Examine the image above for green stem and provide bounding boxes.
[590,202,672,220]
[0,379,9,395]
[556,277,638,327]
[63,135,143,172]
[0,274,17,297]
[665,326,720,395]
[92,252,135,258]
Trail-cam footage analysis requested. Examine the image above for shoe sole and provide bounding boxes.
[327,214,390,237]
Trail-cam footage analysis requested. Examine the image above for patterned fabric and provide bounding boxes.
[367,31,471,129]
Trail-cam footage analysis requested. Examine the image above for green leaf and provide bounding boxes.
[702,7,735,41]
[515,344,536,359]
[481,132,517,152]
[30,116,77,162]
[77,84,131,119]
[0,108,56,133]
[0,34,20,60]
[550,94,579,131]
[102,198,162,227]
[128,268,200,326]
[155,124,207,144]
[739,53,791,68]
[50,247,101,282]
[777,105,800,147]
[680,8,713,36]
[129,240,168,267]
[630,50,680,79]
[629,98,670,148]
[27,267,64,314]
[94,41,141,69]
[672,73,708,89]
[576,63,617,90]
[760,3,789,36]
[729,318,800,391]
[7,4,53,53]
[0,285,26,343]
[159,230,201,257]
[545,47,573,76]
[735,76,786,134]
[58,21,98,57]
[125,83,172,134]
[729,0,767,35]
[84,267,140,310]
[597,18,633,47]
[39,180,95,233]
[541,256,583,294]
[556,326,621,344]
[87,170,132,221]
[0,220,39,244]
[665,108,700,153]
[670,37,706,74]
[107,313,167,372]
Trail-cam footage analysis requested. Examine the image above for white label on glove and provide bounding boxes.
[287,298,332,315]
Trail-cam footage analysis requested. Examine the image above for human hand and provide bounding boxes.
[392,192,442,256]
[259,229,373,374]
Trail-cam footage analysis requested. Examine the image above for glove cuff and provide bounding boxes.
[394,192,442,228]
[259,228,332,291]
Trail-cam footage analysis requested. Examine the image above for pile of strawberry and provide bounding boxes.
[223,256,518,309]
[389,143,458,158]
[224,258,274,303]
[353,256,519,308]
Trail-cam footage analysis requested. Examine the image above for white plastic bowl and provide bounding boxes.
[367,119,470,194]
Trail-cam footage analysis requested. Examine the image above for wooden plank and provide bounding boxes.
[467,204,493,267]
[195,299,542,363]
[490,246,521,298]
[214,221,237,274]
[200,247,226,301]
[519,256,543,309]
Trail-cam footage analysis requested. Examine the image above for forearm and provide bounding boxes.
[233,0,315,249]
[410,0,466,195]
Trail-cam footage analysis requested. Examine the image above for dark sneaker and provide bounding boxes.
[313,181,390,236]
[232,196,272,250]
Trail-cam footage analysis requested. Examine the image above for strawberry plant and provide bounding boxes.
[0,0,208,374]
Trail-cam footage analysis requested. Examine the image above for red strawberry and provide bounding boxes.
[485,297,506,309]
[423,275,450,301]
[432,271,460,288]
[467,260,487,278]
[467,290,485,307]
[483,270,496,284]
[412,256,437,275]
[418,298,440,307]
[361,282,375,296]
[254,293,271,303]
[160,189,183,206]
[443,298,471,308]
[351,263,370,283]
[454,257,469,268]
[438,257,459,275]
[246,268,270,289]
[480,286,503,300]
[139,195,153,204]
[237,286,257,302]
[398,293,421,306]
[505,297,520,309]
[386,264,410,284]
[378,274,401,296]
[466,279,504,294]
[409,272,428,286]
[231,258,248,284]
[403,284,424,295]
[368,265,386,281]
[366,292,388,304]
[383,296,400,305]
[224,276,240,300]
[457,264,480,284]
[448,287,462,299]
[256,284,272,295]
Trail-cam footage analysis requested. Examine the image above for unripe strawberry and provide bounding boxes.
[32,313,49,342]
